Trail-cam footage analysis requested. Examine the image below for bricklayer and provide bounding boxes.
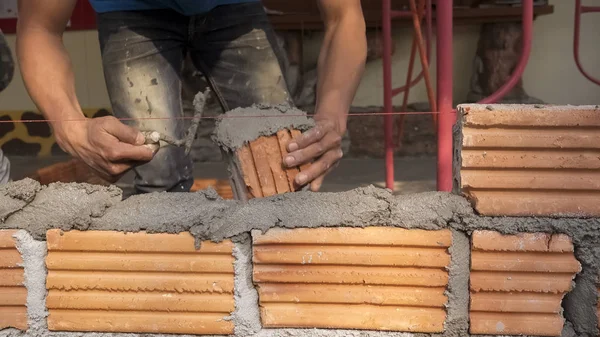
[457,104,600,217]
[252,227,452,333]
[0,230,26,331]
[470,230,581,336]
[45,229,235,335]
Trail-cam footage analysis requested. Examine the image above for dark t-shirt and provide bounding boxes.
[88,0,260,15]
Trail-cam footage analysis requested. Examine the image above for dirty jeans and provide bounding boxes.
[97,3,292,193]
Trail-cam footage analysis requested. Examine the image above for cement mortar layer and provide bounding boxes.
[212,104,314,151]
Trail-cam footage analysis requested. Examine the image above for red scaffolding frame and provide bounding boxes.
[382,0,535,192]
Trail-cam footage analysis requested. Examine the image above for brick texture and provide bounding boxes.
[252,227,452,333]
[0,230,27,331]
[45,230,234,335]
[190,178,234,199]
[237,129,311,198]
[470,230,581,336]
[457,104,600,217]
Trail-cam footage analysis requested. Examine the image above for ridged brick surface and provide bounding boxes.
[45,229,235,335]
[252,227,452,333]
[457,104,600,216]
[0,230,27,331]
[190,178,234,199]
[237,129,311,198]
[470,230,581,336]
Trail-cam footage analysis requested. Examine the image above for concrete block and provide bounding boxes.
[455,104,600,217]
[45,229,235,335]
[252,227,452,333]
[0,230,27,331]
[470,230,581,336]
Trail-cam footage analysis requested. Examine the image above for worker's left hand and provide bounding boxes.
[284,117,345,191]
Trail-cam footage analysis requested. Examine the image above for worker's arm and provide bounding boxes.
[285,0,367,191]
[16,0,154,180]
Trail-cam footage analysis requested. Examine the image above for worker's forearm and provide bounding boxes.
[16,28,84,144]
[314,14,367,132]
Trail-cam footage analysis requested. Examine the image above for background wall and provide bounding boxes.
[0,0,599,111]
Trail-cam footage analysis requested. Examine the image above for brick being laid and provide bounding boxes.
[456,104,600,217]
[45,229,235,335]
[0,230,27,331]
[470,230,581,336]
[236,129,311,199]
[252,227,452,333]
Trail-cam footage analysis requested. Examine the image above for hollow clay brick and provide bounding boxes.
[0,230,27,331]
[190,178,234,199]
[236,129,310,199]
[46,230,234,335]
[458,104,600,217]
[470,230,580,336]
[252,227,451,333]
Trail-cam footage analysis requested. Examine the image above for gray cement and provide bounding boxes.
[212,104,314,151]
[443,230,470,337]
[563,269,599,337]
[232,234,261,336]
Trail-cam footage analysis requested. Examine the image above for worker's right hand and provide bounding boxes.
[55,116,156,182]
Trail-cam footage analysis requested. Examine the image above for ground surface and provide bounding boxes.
[9,156,436,195]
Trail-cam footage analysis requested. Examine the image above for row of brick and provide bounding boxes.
[457,104,600,217]
[0,228,585,336]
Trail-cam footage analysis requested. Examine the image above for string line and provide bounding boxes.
[0,111,446,124]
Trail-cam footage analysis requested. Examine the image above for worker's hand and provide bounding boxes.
[284,117,345,191]
[56,116,156,182]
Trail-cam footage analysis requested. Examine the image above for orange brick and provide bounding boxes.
[276,129,300,190]
[48,310,233,335]
[470,312,564,336]
[46,230,234,335]
[470,230,580,336]
[190,178,234,199]
[0,230,27,331]
[252,227,451,333]
[261,303,446,332]
[472,231,574,253]
[249,136,278,197]
[458,104,600,217]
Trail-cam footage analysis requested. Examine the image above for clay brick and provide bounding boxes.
[253,227,452,333]
[46,230,234,335]
[235,129,311,199]
[470,230,580,336]
[457,104,600,217]
[190,178,234,199]
[0,230,27,331]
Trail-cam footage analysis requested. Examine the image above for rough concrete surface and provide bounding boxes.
[563,270,599,336]
[212,104,314,151]
[443,230,469,337]
[232,234,261,336]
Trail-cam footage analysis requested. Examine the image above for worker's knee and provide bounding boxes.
[131,146,193,194]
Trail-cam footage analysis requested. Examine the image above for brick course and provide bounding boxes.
[45,230,235,335]
[252,227,452,333]
[470,230,581,336]
[457,104,600,217]
[0,230,27,331]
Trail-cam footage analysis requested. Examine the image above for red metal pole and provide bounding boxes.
[436,0,453,192]
[382,0,395,190]
[574,0,600,86]
[479,0,533,104]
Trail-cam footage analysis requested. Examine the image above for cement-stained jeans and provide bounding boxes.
[97,3,292,194]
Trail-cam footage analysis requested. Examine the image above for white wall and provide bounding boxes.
[0,0,599,111]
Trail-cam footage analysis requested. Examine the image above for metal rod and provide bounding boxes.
[478,0,534,103]
[391,10,413,18]
[382,0,395,190]
[574,0,600,86]
[436,0,453,192]
[581,5,600,13]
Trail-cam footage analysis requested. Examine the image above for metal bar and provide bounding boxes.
[478,0,533,103]
[436,0,453,192]
[581,5,600,13]
[382,0,395,190]
[574,0,600,86]
[409,0,437,116]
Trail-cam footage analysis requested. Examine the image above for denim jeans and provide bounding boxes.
[97,3,292,194]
